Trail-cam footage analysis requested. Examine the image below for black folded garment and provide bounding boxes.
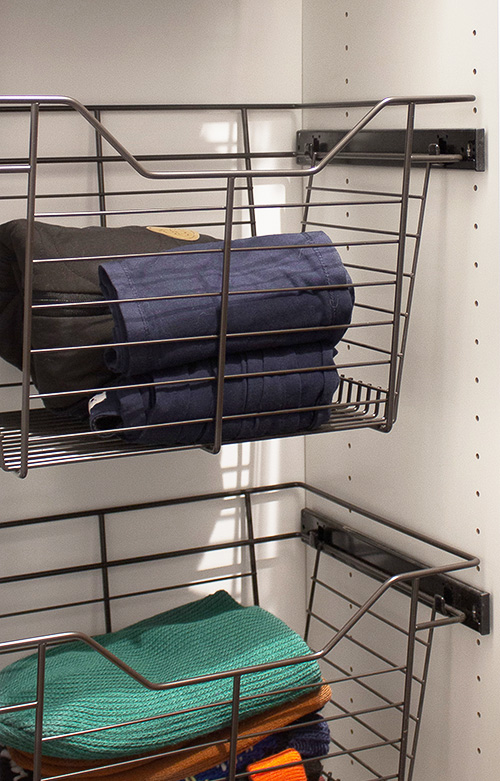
[0,220,216,416]
[89,343,337,446]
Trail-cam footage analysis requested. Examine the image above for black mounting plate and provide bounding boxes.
[301,508,490,635]
[296,128,485,171]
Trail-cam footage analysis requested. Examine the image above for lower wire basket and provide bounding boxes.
[0,483,489,781]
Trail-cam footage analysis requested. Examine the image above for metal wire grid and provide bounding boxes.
[0,95,474,475]
[0,482,480,781]
[305,553,436,781]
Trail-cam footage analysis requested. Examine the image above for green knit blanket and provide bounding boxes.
[0,591,321,759]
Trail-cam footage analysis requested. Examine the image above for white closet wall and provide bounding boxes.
[0,0,306,632]
[0,0,305,511]
[2,0,303,106]
[302,2,500,779]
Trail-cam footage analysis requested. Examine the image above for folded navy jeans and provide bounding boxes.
[88,343,337,446]
[98,231,354,376]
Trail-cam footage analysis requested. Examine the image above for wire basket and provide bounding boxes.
[0,94,476,475]
[0,482,488,781]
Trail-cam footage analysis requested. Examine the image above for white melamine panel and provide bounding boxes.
[0,0,305,505]
[0,0,305,654]
[1,0,302,105]
[302,1,499,779]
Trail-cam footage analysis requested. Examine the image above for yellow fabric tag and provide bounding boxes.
[147,226,200,241]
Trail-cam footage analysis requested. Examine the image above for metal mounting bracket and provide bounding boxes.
[301,508,490,635]
[296,128,485,171]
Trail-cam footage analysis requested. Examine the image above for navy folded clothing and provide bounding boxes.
[99,231,354,376]
[88,343,337,445]
[193,712,330,781]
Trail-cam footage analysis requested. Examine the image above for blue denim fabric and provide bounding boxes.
[99,231,354,376]
[88,343,337,446]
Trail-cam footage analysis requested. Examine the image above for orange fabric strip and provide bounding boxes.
[248,748,307,781]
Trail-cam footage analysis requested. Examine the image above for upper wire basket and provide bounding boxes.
[0,94,476,475]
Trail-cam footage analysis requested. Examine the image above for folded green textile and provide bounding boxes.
[0,592,321,760]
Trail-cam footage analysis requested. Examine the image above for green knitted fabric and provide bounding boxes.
[0,591,321,760]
